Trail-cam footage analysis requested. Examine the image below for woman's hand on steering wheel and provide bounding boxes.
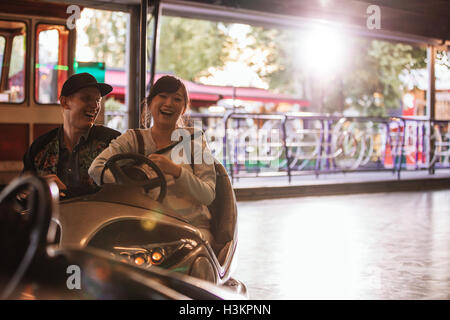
[102,153,168,203]
[147,154,182,178]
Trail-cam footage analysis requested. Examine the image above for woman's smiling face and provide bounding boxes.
[149,87,186,130]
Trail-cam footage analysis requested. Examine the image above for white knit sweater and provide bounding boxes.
[88,127,216,230]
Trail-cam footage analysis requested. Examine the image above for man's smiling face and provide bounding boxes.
[61,86,102,132]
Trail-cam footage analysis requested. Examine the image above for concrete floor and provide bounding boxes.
[233,190,450,299]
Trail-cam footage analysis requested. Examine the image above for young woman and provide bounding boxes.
[88,75,216,242]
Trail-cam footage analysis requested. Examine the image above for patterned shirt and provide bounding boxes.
[23,125,121,198]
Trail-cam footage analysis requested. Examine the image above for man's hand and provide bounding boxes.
[15,174,67,201]
[43,174,67,190]
[43,174,67,196]
[148,154,182,178]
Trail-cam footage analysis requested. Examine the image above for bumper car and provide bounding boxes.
[0,154,247,299]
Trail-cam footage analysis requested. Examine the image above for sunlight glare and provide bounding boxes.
[300,26,347,76]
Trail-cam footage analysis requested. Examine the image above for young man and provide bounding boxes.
[22,73,121,198]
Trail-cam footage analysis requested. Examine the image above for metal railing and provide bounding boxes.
[187,112,450,183]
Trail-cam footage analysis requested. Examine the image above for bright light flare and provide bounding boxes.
[299,26,348,76]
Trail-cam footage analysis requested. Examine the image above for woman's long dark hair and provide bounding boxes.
[140,75,190,128]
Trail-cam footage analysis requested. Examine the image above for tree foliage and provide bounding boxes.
[246,26,429,116]
[155,16,229,81]
[80,9,442,116]
[337,40,427,116]
[82,10,127,69]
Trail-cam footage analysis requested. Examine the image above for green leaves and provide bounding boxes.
[80,9,439,117]
[156,17,229,81]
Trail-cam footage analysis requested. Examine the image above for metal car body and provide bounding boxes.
[57,162,240,286]
[0,160,247,299]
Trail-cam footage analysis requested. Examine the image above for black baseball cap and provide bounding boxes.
[60,72,113,97]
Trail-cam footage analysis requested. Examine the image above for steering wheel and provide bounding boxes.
[0,175,58,299]
[100,153,167,203]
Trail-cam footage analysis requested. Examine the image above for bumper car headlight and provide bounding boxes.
[113,239,197,268]
[150,248,164,265]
